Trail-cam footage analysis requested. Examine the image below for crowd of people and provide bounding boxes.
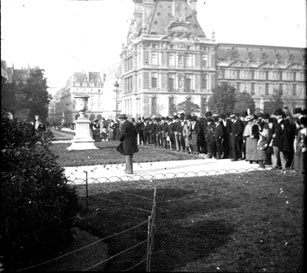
[89,107,307,179]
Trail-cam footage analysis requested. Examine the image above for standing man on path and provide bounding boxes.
[116,114,139,174]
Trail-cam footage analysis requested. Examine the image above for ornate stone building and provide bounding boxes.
[119,0,305,118]
[120,0,216,118]
[216,44,306,113]
[50,71,105,125]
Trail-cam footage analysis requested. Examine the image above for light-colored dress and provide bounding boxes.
[244,123,259,161]
[257,131,268,161]
[294,128,307,173]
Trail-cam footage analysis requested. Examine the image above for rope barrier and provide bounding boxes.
[82,239,148,271]
[121,257,147,272]
[16,219,149,272]
[120,191,154,201]
[92,196,152,213]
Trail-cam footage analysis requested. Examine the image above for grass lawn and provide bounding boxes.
[44,170,303,272]
[50,141,200,167]
[43,130,304,272]
[74,171,303,272]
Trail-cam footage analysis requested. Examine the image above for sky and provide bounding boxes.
[1,0,306,93]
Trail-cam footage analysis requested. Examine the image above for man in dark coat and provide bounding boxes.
[214,116,225,159]
[135,117,145,145]
[230,114,244,161]
[116,114,139,174]
[205,118,216,158]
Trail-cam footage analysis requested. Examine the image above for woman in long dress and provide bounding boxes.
[244,115,259,164]
[293,117,307,178]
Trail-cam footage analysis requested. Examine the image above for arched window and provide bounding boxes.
[97,114,102,121]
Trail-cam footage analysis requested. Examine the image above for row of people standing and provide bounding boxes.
[89,108,306,179]
[90,118,120,142]
[132,108,306,174]
[132,113,240,159]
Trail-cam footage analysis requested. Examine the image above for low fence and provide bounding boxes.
[16,187,157,272]
[69,168,263,199]
[15,168,301,272]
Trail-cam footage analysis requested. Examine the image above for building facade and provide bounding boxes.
[120,0,216,118]
[119,0,305,118]
[50,71,106,125]
[216,44,306,113]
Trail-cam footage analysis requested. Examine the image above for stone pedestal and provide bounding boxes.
[67,117,98,151]
[67,95,98,151]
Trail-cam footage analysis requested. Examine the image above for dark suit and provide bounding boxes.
[214,122,225,158]
[117,120,138,174]
[230,119,243,161]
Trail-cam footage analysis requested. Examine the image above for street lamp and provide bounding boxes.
[114,81,120,120]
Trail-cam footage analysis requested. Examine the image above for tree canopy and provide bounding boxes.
[177,99,200,115]
[1,68,51,122]
[264,89,284,114]
[208,83,236,115]
[234,91,255,114]
[22,69,51,121]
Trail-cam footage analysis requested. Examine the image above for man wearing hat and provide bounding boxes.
[205,117,215,158]
[230,114,244,161]
[214,116,225,159]
[116,114,139,174]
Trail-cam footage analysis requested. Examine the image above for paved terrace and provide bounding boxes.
[52,128,266,184]
[64,158,264,184]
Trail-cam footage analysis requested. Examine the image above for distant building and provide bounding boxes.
[120,0,216,118]
[216,43,306,112]
[118,0,305,117]
[99,63,122,120]
[1,60,10,82]
[47,0,306,121]
[50,71,106,125]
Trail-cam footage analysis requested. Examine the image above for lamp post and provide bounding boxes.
[114,81,120,120]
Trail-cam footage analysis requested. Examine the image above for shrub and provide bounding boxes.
[0,112,79,271]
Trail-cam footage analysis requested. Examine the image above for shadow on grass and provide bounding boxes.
[76,187,236,272]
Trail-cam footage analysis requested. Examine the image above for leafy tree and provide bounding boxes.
[177,99,200,115]
[1,77,24,117]
[264,89,284,114]
[22,68,51,122]
[1,112,79,271]
[208,83,236,115]
[234,91,255,114]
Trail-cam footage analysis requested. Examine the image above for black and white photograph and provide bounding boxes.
[1,0,306,271]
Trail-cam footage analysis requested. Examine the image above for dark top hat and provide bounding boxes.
[118,114,128,120]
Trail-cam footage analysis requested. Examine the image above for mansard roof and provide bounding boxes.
[216,43,305,66]
[147,0,205,37]
[127,0,206,44]
[72,71,103,84]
